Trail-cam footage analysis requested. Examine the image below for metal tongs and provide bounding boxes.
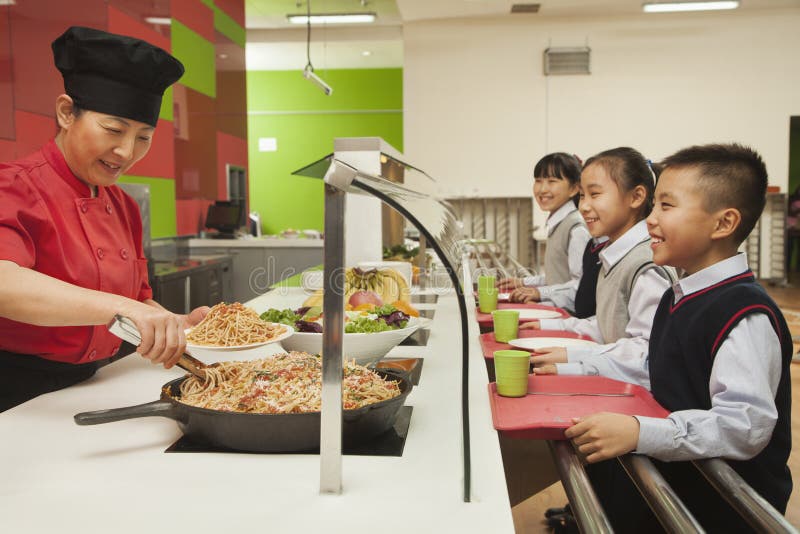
[107,315,208,379]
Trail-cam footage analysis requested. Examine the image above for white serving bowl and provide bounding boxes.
[279,318,421,366]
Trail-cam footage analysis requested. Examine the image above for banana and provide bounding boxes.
[380,268,410,303]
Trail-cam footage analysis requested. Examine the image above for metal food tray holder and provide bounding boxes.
[292,146,474,500]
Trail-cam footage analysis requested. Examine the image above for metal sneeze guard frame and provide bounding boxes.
[296,155,473,501]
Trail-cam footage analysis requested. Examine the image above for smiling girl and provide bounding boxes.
[526,147,676,384]
[497,153,591,313]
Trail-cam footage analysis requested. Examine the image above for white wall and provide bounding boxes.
[403,9,800,200]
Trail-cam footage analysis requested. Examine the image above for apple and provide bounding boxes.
[348,290,383,308]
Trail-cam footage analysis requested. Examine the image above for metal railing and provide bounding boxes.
[548,444,796,533]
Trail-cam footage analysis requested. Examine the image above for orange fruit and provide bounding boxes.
[391,300,419,317]
[354,303,376,312]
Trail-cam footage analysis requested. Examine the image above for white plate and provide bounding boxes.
[185,323,294,351]
[500,308,563,320]
[508,337,598,351]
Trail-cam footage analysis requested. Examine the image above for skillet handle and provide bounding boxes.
[74,400,178,426]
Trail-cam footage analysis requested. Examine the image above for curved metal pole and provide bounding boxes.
[693,459,798,534]
[547,441,614,534]
[617,455,704,533]
[353,181,472,502]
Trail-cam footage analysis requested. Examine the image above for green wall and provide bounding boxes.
[247,68,403,235]
[119,175,177,238]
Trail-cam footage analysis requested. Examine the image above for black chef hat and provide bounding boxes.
[52,26,184,127]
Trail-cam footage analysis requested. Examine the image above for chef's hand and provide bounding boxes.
[118,300,186,369]
[519,320,541,330]
[564,413,640,463]
[510,287,540,303]
[181,306,211,329]
[496,277,523,291]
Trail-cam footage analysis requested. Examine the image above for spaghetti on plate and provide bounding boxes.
[175,351,401,413]
[186,302,285,347]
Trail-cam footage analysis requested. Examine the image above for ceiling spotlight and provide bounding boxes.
[304,65,333,96]
[642,1,739,13]
[362,50,372,57]
[288,13,376,24]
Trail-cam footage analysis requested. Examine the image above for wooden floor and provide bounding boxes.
[511,273,800,532]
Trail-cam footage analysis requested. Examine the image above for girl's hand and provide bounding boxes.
[510,287,539,303]
[496,277,523,290]
[530,346,567,366]
[519,320,541,330]
[564,413,640,463]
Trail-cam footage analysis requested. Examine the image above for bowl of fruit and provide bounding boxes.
[260,291,422,366]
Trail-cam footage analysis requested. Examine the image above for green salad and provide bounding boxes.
[259,308,301,326]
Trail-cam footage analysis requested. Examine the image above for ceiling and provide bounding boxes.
[243,0,800,69]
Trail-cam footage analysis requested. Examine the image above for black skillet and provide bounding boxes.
[74,368,412,453]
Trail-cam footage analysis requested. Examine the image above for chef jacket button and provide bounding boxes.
[96,248,105,259]
[106,204,113,214]
[88,350,97,360]
[120,248,129,260]
[80,201,88,213]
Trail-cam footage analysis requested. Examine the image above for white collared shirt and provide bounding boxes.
[542,221,669,363]
[523,203,590,307]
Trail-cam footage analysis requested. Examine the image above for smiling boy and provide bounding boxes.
[565,144,794,531]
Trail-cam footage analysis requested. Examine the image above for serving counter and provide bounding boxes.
[0,288,515,534]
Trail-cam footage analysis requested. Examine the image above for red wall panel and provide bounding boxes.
[9,0,106,117]
[171,0,214,43]
[0,138,15,162]
[216,131,248,200]
[15,110,55,157]
[108,5,171,53]
[215,0,245,28]
[176,198,213,236]
[127,119,175,179]
[0,7,14,140]
[174,86,217,200]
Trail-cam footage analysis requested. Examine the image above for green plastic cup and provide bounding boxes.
[492,310,520,343]
[477,275,498,313]
[494,349,531,397]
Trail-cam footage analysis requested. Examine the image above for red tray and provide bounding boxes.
[476,302,569,327]
[479,330,595,359]
[488,375,669,440]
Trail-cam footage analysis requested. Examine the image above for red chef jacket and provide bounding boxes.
[0,139,152,364]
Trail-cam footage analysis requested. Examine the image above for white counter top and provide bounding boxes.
[0,288,513,534]
[188,237,324,248]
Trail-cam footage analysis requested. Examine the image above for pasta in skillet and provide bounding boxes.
[175,352,401,413]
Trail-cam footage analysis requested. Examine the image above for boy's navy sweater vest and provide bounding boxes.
[573,240,607,319]
[648,271,793,515]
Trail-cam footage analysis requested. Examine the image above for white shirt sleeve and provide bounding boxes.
[540,315,604,343]
[554,268,671,386]
[523,274,545,287]
[635,314,781,461]
[537,225,591,311]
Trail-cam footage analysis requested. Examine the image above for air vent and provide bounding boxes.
[543,47,591,76]
[511,3,540,13]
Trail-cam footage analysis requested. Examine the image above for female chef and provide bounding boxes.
[0,26,209,411]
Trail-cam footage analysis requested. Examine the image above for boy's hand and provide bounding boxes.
[533,364,558,375]
[519,320,541,330]
[564,413,640,463]
[530,346,567,366]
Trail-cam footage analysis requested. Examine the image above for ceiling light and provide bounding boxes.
[145,17,172,25]
[362,50,372,57]
[0,0,17,6]
[287,13,376,24]
[643,1,739,13]
[304,65,333,96]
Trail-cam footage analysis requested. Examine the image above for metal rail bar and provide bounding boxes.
[693,458,798,533]
[618,455,704,533]
[485,244,512,279]
[548,441,614,534]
